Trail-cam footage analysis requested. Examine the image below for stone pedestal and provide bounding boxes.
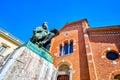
[0,41,56,80]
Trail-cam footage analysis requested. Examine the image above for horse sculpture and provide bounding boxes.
[30,22,59,49]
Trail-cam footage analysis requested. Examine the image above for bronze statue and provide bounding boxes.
[30,22,59,49]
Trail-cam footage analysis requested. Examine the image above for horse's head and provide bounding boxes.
[50,29,59,36]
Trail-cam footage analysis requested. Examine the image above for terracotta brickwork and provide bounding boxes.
[86,27,120,80]
[50,19,120,80]
[50,19,90,80]
[50,29,80,80]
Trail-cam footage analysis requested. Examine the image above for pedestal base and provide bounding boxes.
[0,45,56,80]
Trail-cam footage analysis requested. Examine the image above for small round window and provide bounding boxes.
[114,74,120,80]
[106,52,119,60]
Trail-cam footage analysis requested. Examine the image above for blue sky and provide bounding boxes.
[0,0,120,42]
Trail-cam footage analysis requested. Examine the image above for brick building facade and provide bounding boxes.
[50,19,120,80]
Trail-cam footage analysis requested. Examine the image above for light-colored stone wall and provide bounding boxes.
[0,37,18,56]
[0,28,23,60]
[0,46,56,80]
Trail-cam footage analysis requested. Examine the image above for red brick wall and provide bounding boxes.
[87,31,120,80]
[50,20,90,80]
[50,29,81,80]
[50,19,120,80]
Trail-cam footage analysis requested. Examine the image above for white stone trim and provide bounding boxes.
[86,45,88,48]
[107,48,111,51]
[87,52,92,56]
[101,56,106,58]
[84,34,88,37]
[88,60,93,63]
[73,43,76,45]
[113,61,117,65]
[62,59,64,62]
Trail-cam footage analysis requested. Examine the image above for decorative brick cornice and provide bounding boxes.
[86,25,120,36]
[88,32,120,36]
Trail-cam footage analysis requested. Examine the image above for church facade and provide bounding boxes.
[50,19,120,80]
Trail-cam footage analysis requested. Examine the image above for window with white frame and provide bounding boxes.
[60,40,73,56]
[0,45,7,54]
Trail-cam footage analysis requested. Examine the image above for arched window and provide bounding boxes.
[57,64,70,80]
[58,64,70,72]
[60,40,73,56]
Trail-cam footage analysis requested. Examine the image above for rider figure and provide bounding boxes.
[33,22,49,40]
[31,22,59,49]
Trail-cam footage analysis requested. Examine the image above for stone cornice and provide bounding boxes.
[0,27,24,45]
